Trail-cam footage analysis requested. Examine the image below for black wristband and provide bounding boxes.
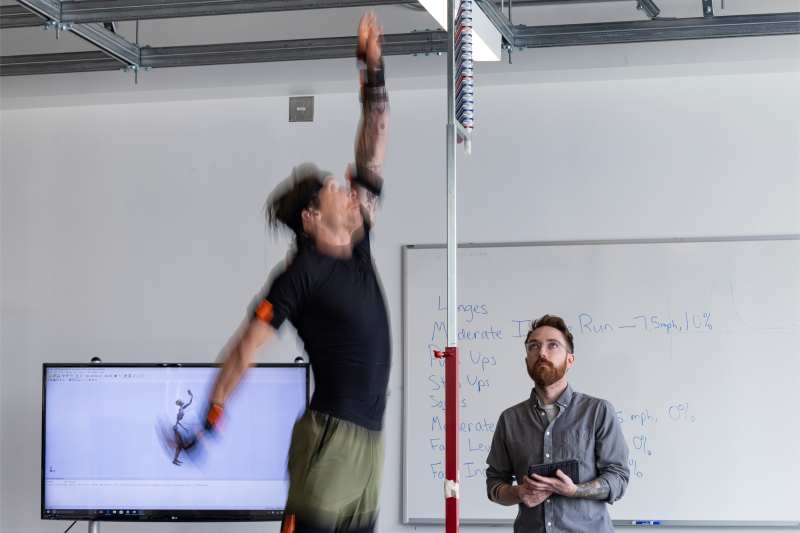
[367,68,385,88]
[361,57,385,87]
[351,165,383,196]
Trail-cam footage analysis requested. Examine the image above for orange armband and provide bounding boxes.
[255,300,274,324]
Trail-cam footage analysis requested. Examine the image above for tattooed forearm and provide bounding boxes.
[352,76,387,225]
[356,85,388,179]
[572,477,610,500]
[351,47,388,224]
[364,188,378,214]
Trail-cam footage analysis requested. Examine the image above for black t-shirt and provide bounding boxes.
[258,218,391,431]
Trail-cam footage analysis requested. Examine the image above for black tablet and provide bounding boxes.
[527,459,580,485]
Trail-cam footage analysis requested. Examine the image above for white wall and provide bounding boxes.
[2,70,799,533]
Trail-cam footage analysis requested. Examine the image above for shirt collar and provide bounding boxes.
[530,383,575,408]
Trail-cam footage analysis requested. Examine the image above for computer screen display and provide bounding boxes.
[42,364,308,522]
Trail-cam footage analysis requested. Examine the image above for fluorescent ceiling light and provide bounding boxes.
[418,0,502,61]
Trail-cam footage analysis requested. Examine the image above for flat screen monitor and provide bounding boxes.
[42,363,309,522]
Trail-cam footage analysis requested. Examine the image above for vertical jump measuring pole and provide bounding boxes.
[445,0,460,529]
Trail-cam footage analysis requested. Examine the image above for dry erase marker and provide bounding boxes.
[632,521,661,525]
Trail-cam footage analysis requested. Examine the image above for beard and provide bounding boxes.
[528,356,568,388]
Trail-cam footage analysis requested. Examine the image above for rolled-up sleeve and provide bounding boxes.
[594,400,630,504]
[485,415,515,504]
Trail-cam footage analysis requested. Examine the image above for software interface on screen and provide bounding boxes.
[43,366,306,518]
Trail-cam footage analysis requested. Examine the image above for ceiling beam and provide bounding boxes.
[58,0,414,24]
[2,13,798,77]
[513,12,800,47]
[0,51,124,76]
[0,30,445,75]
[69,23,141,66]
[13,0,59,22]
[1,0,411,28]
[142,30,445,68]
[0,4,46,28]
[9,0,141,66]
[2,0,628,29]
[474,0,515,44]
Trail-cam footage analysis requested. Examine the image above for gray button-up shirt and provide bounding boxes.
[486,384,629,533]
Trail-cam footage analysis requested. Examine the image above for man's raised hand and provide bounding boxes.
[357,12,383,71]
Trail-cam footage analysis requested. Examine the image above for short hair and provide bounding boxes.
[524,314,574,353]
[265,163,329,249]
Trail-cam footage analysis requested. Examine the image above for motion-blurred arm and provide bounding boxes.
[210,319,274,407]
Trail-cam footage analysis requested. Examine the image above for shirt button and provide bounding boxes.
[548,522,552,527]
[546,454,550,458]
[541,412,546,416]
[547,499,550,503]
[546,431,550,435]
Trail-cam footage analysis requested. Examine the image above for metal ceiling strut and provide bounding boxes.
[1,5,47,28]
[0,51,121,76]
[513,12,800,47]
[10,0,141,67]
[60,0,412,23]
[474,0,515,43]
[68,22,140,65]
[0,0,637,29]
[141,30,446,68]
[11,0,59,23]
[0,0,795,74]
[0,30,447,75]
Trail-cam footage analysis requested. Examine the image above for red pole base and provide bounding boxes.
[445,346,459,533]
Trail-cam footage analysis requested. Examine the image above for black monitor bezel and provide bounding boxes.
[41,362,310,523]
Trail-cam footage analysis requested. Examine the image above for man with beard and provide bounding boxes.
[485,315,629,532]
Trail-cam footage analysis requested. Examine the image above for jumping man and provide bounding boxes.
[206,12,390,533]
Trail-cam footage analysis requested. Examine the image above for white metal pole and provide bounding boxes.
[446,0,457,348]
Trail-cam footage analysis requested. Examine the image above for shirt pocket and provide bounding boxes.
[560,430,596,483]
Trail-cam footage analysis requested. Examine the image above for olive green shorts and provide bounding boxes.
[284,410,385,533]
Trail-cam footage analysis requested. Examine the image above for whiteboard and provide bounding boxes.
[402,237,800,526]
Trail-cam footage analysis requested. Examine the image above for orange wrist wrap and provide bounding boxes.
[207,403,223,426]
[282,514,295,533]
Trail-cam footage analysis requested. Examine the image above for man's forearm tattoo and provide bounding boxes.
[572,477,610,500]
[364,187,378,214]
[356,85,387,179]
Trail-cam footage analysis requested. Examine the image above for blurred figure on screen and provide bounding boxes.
[172,390,195,465]
[204,12,390,533]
